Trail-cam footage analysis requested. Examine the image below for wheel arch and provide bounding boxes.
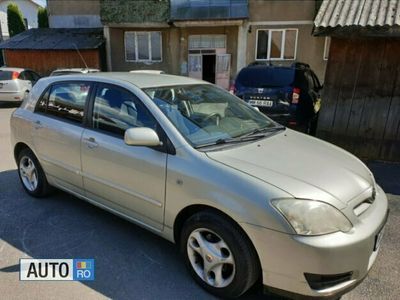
[173,204,263,290]
[14,142,32,163]
[173,204,261,262]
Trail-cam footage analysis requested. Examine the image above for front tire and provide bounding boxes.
[17,148,50,197]
[180,210,260,298]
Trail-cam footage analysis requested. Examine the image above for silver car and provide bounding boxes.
[0,67,41,102]
[10,73,388,299]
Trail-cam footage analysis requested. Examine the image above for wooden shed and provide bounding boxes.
[314,0,400,162]
[0,28,105,75]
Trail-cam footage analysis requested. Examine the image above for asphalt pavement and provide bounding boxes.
[1,104,399,300]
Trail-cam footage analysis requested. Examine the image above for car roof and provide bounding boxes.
[49,72,207,88]
[0,67,27,72]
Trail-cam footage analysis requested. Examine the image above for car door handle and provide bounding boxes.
[84,137,98,149]
[34,120,43,129]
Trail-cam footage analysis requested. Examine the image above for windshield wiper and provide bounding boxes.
[195,133,276,149]
[240,125,286,138]
[194,126,285,149]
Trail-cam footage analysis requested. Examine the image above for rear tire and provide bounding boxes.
[17,148,50,197]
[180,210,260,298]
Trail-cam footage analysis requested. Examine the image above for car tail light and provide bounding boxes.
[292,87,300,104]
[229,82,236,95]
[12,71,20,80]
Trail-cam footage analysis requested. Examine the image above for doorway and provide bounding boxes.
[202,54,216,84]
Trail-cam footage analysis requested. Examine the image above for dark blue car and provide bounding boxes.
[232,62,322,135]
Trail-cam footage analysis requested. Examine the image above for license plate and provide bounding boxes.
[248,100,273,107]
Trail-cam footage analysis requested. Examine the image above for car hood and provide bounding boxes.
[206,129,374,208]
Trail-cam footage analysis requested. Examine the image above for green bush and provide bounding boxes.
[7,3,26,37]
[38,7,49,28]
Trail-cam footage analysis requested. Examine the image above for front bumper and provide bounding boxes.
[241,186,388,298]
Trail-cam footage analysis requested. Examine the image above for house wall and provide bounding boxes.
[4,49,102,75]
[108,25,238,78]
[104,0,327,85]
[0,0,42,40]
[317,37,400,162]
[108,27,179,74]
[47,0,101,28]
[249,0,316,21]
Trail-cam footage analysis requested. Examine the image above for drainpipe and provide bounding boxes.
[103,25,112,71]
[236,20,248,74]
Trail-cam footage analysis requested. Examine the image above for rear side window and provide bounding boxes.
[236,66,295,88]
[45,82,91,123]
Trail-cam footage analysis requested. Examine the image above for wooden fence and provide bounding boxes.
[4,49,103,76]
[317,37,400,162]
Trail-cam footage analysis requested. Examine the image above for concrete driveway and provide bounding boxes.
[1,105,399,299]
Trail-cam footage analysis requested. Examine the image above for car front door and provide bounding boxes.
[32,81,93,194]
[81,83,167,231]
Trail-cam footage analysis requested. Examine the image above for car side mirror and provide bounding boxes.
[124,127,162,147]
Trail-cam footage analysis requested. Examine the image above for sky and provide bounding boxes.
[32,0,46,7]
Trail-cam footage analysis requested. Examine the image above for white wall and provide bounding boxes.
[0,0,42,40]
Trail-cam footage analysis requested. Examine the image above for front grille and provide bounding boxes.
[304,272,353,290]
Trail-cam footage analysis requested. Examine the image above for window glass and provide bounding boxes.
[150,32,162,61]
[284,30,296,59]
[93,85,157,137]
[270,31,283,59]
[24,71,34,81]
[18,72,27,80]
[0,71,13,80]
[256,29,297,61]
[35,90,49,114]
[125,32,136,61]
[47,82,91,123]
[31,72,41,82]
[256,30,268,60]
[144,84,277,148]
[125,32,162,62]
[137,32,150,60]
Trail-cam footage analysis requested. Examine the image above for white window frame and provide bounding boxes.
[124,31,162,63]
[323,37,331,60]
[255,28,298,61]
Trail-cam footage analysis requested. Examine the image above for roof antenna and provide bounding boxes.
[73,43,89,70]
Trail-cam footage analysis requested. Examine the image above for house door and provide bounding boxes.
[188,54,202,80]
[202,54,216,84]
[215,54,231,90]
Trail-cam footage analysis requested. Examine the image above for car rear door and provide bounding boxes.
[80,83,167,231]
[32,81,93,194]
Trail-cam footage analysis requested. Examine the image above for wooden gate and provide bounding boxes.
[317,37,400,162]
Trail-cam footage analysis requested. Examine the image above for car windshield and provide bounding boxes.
[236,66,295,88]
[144,84,281,148]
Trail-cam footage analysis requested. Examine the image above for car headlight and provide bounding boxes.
[272,199,352,235]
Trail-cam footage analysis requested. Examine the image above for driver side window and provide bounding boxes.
[92,84,157,137]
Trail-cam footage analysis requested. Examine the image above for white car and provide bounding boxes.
[0,67,41,102]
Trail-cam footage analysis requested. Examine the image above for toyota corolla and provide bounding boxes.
[10,73,388,299]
